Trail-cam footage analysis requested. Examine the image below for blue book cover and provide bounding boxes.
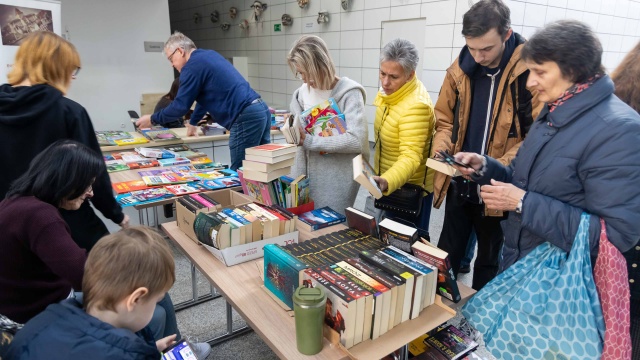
[263,244,308,309]
[298,206,346,231]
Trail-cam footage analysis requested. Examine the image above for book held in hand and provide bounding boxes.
[296,206,346,232]
[352,154,382,199]
[280,114,301,145]
[426,157,462,177]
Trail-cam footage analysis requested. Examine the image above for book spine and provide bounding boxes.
[189,194,214,208]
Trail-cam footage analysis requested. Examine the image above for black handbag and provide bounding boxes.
[373,120,430,217]
[374,183,425,216]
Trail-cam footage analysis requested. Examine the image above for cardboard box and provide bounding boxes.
[203,231,299,266]
[176,189,254,242]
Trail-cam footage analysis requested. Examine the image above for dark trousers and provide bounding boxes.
[437,186,505,290]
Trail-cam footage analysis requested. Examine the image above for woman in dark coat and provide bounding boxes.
[454,20,640,271]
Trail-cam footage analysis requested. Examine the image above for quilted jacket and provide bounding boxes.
[373,76,435,195]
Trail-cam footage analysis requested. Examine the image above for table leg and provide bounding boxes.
[153,206,159,229]
[138,209,144,225]
[174,263,218,312]
[398,345,409,360]
[202,301,252,347]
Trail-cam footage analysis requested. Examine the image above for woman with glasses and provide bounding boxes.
[0,141,101,323]
[0,31,128,252]
[287,35,369,215]
[0,141,202,355]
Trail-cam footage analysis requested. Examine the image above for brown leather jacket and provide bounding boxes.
[432,38,542,215]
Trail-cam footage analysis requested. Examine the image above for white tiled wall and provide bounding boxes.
[168,0,640,139]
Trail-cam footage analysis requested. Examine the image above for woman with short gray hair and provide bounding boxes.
[371,38,436,237]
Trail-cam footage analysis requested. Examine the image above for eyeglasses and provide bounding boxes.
[72,67,81,79]
[167,48,180,62]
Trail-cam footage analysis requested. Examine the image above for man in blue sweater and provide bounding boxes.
[137,31,271,170]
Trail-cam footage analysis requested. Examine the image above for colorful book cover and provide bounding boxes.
[112,180,150,194]
[200,177,242,190]
[300,98,341,129]
[114,137,149,146]
[158,157,191,167]
[411,241,461,303]
[302,269,359,349]
[425,324,478,360]
[298,207,346,231]
[105,160,129,173]
[263,244,308,310]
[306,114,347,137]
[129,188,174,202]
[126,160,160,169]
[165,183,205,195]
[296,177,310,206]
[140,128,179,141]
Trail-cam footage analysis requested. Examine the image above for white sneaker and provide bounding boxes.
[191,342,211,360]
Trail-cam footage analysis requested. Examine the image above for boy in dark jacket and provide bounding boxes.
[6,227,178,360]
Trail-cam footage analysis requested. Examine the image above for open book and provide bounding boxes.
[352,154,383,199]
[280,114,301,145]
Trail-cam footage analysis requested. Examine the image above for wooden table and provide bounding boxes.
[161,222,475,360]
[100,128,282,152]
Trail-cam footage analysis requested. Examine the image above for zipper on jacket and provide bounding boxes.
[480,69,501,155]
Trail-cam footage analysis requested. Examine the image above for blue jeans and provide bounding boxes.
[74,292,180,340]
[383,192,434,239]
[229,100,271,170]
[460,231,478,268]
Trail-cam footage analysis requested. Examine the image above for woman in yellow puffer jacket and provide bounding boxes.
[372,38,436,235]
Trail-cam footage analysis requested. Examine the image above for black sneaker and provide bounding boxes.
[459,265,471,274]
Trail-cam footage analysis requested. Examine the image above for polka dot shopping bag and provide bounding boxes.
[462,213,605,359]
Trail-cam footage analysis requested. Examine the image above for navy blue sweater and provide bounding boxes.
[152,49,259,129]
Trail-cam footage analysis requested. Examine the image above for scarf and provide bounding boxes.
[548,73,603,112]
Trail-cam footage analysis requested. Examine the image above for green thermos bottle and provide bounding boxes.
[293,286,327,355]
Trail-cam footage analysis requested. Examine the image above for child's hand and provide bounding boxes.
[156,334,177,351]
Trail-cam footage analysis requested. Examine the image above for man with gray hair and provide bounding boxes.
[431,0,541,290]
[137,31,271,170]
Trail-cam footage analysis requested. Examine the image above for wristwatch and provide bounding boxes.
[515,192,526,214]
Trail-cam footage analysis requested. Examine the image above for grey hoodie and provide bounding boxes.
[289,77,369,215]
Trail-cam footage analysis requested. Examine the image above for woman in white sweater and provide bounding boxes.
[287,35,369,215]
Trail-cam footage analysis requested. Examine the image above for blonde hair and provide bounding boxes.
[287,35,336,90]
[83,226,175,312]
[611,41,640,113]
[7,31,80,94]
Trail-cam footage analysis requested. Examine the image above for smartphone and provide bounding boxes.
[436,150,471,168]
[161,339,198,360]
[128,110,140,120]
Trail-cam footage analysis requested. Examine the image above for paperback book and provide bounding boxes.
[140,128,180,142]
[425,324,478,360]
[297,206,346,232]
[412,240,461,303]
[105,160,129,173]
[352,154,382,199]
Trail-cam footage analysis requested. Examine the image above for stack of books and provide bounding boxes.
[191,201,298,248]
[263,219,440,349]
[242,143,297,182]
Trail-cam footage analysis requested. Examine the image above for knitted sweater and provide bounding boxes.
[289,77,369,215]
[0,197,86,323]
[373,76,435,195]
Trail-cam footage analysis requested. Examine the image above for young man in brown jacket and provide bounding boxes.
[432,0,541,290]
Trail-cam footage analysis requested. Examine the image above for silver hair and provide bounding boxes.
[164,31,197,53]
[380,38,419,75]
